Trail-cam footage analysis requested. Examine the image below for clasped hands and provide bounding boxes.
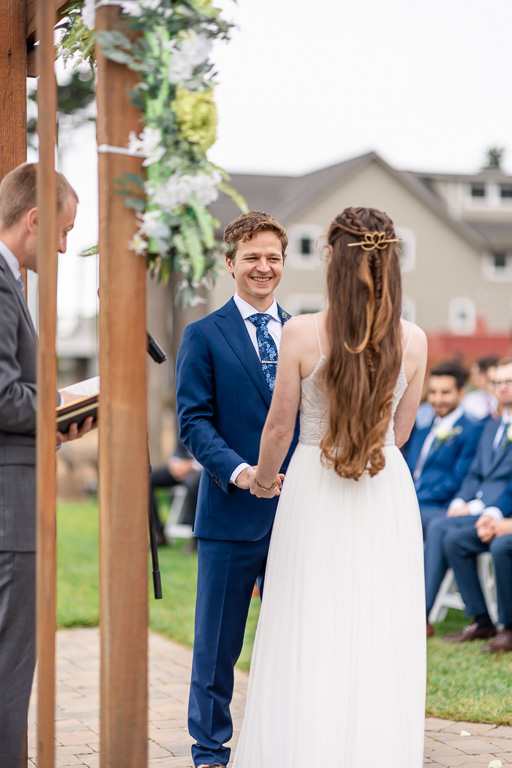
[236,466,284,498]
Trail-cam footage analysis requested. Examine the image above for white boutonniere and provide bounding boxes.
[502,423,512,449]
[433,423,463,445]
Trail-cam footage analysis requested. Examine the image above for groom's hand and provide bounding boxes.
[235,466,255,490]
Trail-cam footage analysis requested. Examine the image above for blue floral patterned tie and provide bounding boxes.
[248,313,279,392]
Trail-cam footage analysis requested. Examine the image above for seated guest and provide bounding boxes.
[443,491,512,651]
[462,354,499,421]
[424,357,512,636]
[404,361,483,537]
[150,438,201,546]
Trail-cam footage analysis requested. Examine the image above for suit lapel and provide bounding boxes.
[214,299,272,407]
[483,420,503,475]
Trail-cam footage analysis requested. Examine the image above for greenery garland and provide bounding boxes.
[58,0,246,306]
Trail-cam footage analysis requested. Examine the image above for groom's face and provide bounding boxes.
[226,231,284,308]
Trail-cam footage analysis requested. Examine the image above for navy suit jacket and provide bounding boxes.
[175,297,299,541]
[404,413,483,506]
[457,417,512,508]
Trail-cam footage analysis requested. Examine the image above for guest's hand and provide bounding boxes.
[476,514,497,543]
[447,502,470,517]
[57,416,95,445]
[168,457,194,482]
[494,518,512,537]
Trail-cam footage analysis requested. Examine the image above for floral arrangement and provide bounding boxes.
[433,423,463,444]
[502,423,512,449]
[58,0,246,306]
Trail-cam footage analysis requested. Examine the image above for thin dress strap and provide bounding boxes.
[312,313,323,356]
[401,322,412,360]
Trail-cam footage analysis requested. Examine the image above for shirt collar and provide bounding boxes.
[233,293,279,321]
[0,240,21,281]
[434,405,464,431]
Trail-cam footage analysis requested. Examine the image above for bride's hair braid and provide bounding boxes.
[321,206,403,480]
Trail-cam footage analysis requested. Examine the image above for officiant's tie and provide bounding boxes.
[248,313,278,392]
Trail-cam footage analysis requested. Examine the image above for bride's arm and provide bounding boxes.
[394,322,428,447]
[250,319,303,495]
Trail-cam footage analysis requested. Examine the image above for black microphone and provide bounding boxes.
[146,331,167,364]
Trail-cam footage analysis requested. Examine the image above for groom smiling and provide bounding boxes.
[176,211,299,768]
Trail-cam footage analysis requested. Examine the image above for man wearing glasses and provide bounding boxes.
[424,358,512,639]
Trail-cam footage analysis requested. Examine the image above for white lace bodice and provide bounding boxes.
[298,323,408,447]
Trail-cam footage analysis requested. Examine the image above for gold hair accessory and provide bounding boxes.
[347,231,400,251]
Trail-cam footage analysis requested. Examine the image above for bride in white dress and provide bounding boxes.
[233,207,428,768]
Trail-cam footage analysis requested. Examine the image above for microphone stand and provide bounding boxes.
[147,331,167,599]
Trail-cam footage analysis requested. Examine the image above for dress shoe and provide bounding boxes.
[482,629,512,653]
[427,623,434,638]
[443,622,497,643]
[197,764,226,768]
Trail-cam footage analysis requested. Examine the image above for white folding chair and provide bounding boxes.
[163,485,194,541]
[429,552,498,625]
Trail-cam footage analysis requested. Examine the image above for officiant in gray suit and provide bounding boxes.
[0,162,94,768]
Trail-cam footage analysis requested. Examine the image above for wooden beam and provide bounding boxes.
[0,1,28,181]
[95,6,148,766]
[35,0,58,765]
[26,0,72,40]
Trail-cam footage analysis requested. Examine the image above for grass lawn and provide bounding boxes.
[57,501,512,724]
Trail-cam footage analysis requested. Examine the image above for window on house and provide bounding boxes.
[396,227,416,273]
[483,252,512,281]
[287,224,323,268]
[470,184,486,198]
[300,237,313,256]
[493,251,507,270]
[401,297,416,323]
[449,297,476,335]
[285,294,326,316]
[500,186,512,199]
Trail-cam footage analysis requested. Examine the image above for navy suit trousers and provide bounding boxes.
[446,528,512,625]
[424,514,477,616]
[189,532,272,767]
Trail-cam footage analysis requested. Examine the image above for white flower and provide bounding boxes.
[168,33,213,85]
[82,0,96,29]
[127,126,165,166]
[129,232,148,256]
[433,423,462,443]
[146,170,221,213]
[120,0,161,16]
[139,210,171,243]
[507,424,512,443]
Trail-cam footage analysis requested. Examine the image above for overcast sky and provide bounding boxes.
[210,0,512,175]
[57,0,512,319]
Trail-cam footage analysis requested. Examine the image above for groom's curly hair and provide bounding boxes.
[321,206,403,480]
[224,210,288,262]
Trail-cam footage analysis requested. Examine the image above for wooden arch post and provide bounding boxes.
[96,5,149,766]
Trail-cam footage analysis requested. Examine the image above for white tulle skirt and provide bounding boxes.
[233,443,426,768]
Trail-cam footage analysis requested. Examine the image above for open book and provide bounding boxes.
[56,376,99,434]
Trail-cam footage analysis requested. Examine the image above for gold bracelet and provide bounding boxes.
[253,477,278,492]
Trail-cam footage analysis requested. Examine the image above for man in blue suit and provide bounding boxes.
[424,357,512,638]
[176,211,299,768]
[404,361,483,537]
[443,487,512,650]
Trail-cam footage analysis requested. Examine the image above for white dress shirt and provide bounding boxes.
[230,294,282,485]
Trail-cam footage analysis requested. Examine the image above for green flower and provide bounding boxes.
[191,0,219,16]
[173,87,217,153]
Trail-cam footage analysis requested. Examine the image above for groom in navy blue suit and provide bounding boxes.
[176,211,299,768]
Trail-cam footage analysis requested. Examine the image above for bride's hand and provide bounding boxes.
[249,468,283,498]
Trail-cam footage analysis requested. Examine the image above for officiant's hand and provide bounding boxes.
[57,416,95,445]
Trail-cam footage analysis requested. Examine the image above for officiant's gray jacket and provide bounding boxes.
[0,253,37,552]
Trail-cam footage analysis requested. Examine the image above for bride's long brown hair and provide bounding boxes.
[320,207,403,480]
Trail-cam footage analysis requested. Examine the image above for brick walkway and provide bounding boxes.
[28,627,512,767]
